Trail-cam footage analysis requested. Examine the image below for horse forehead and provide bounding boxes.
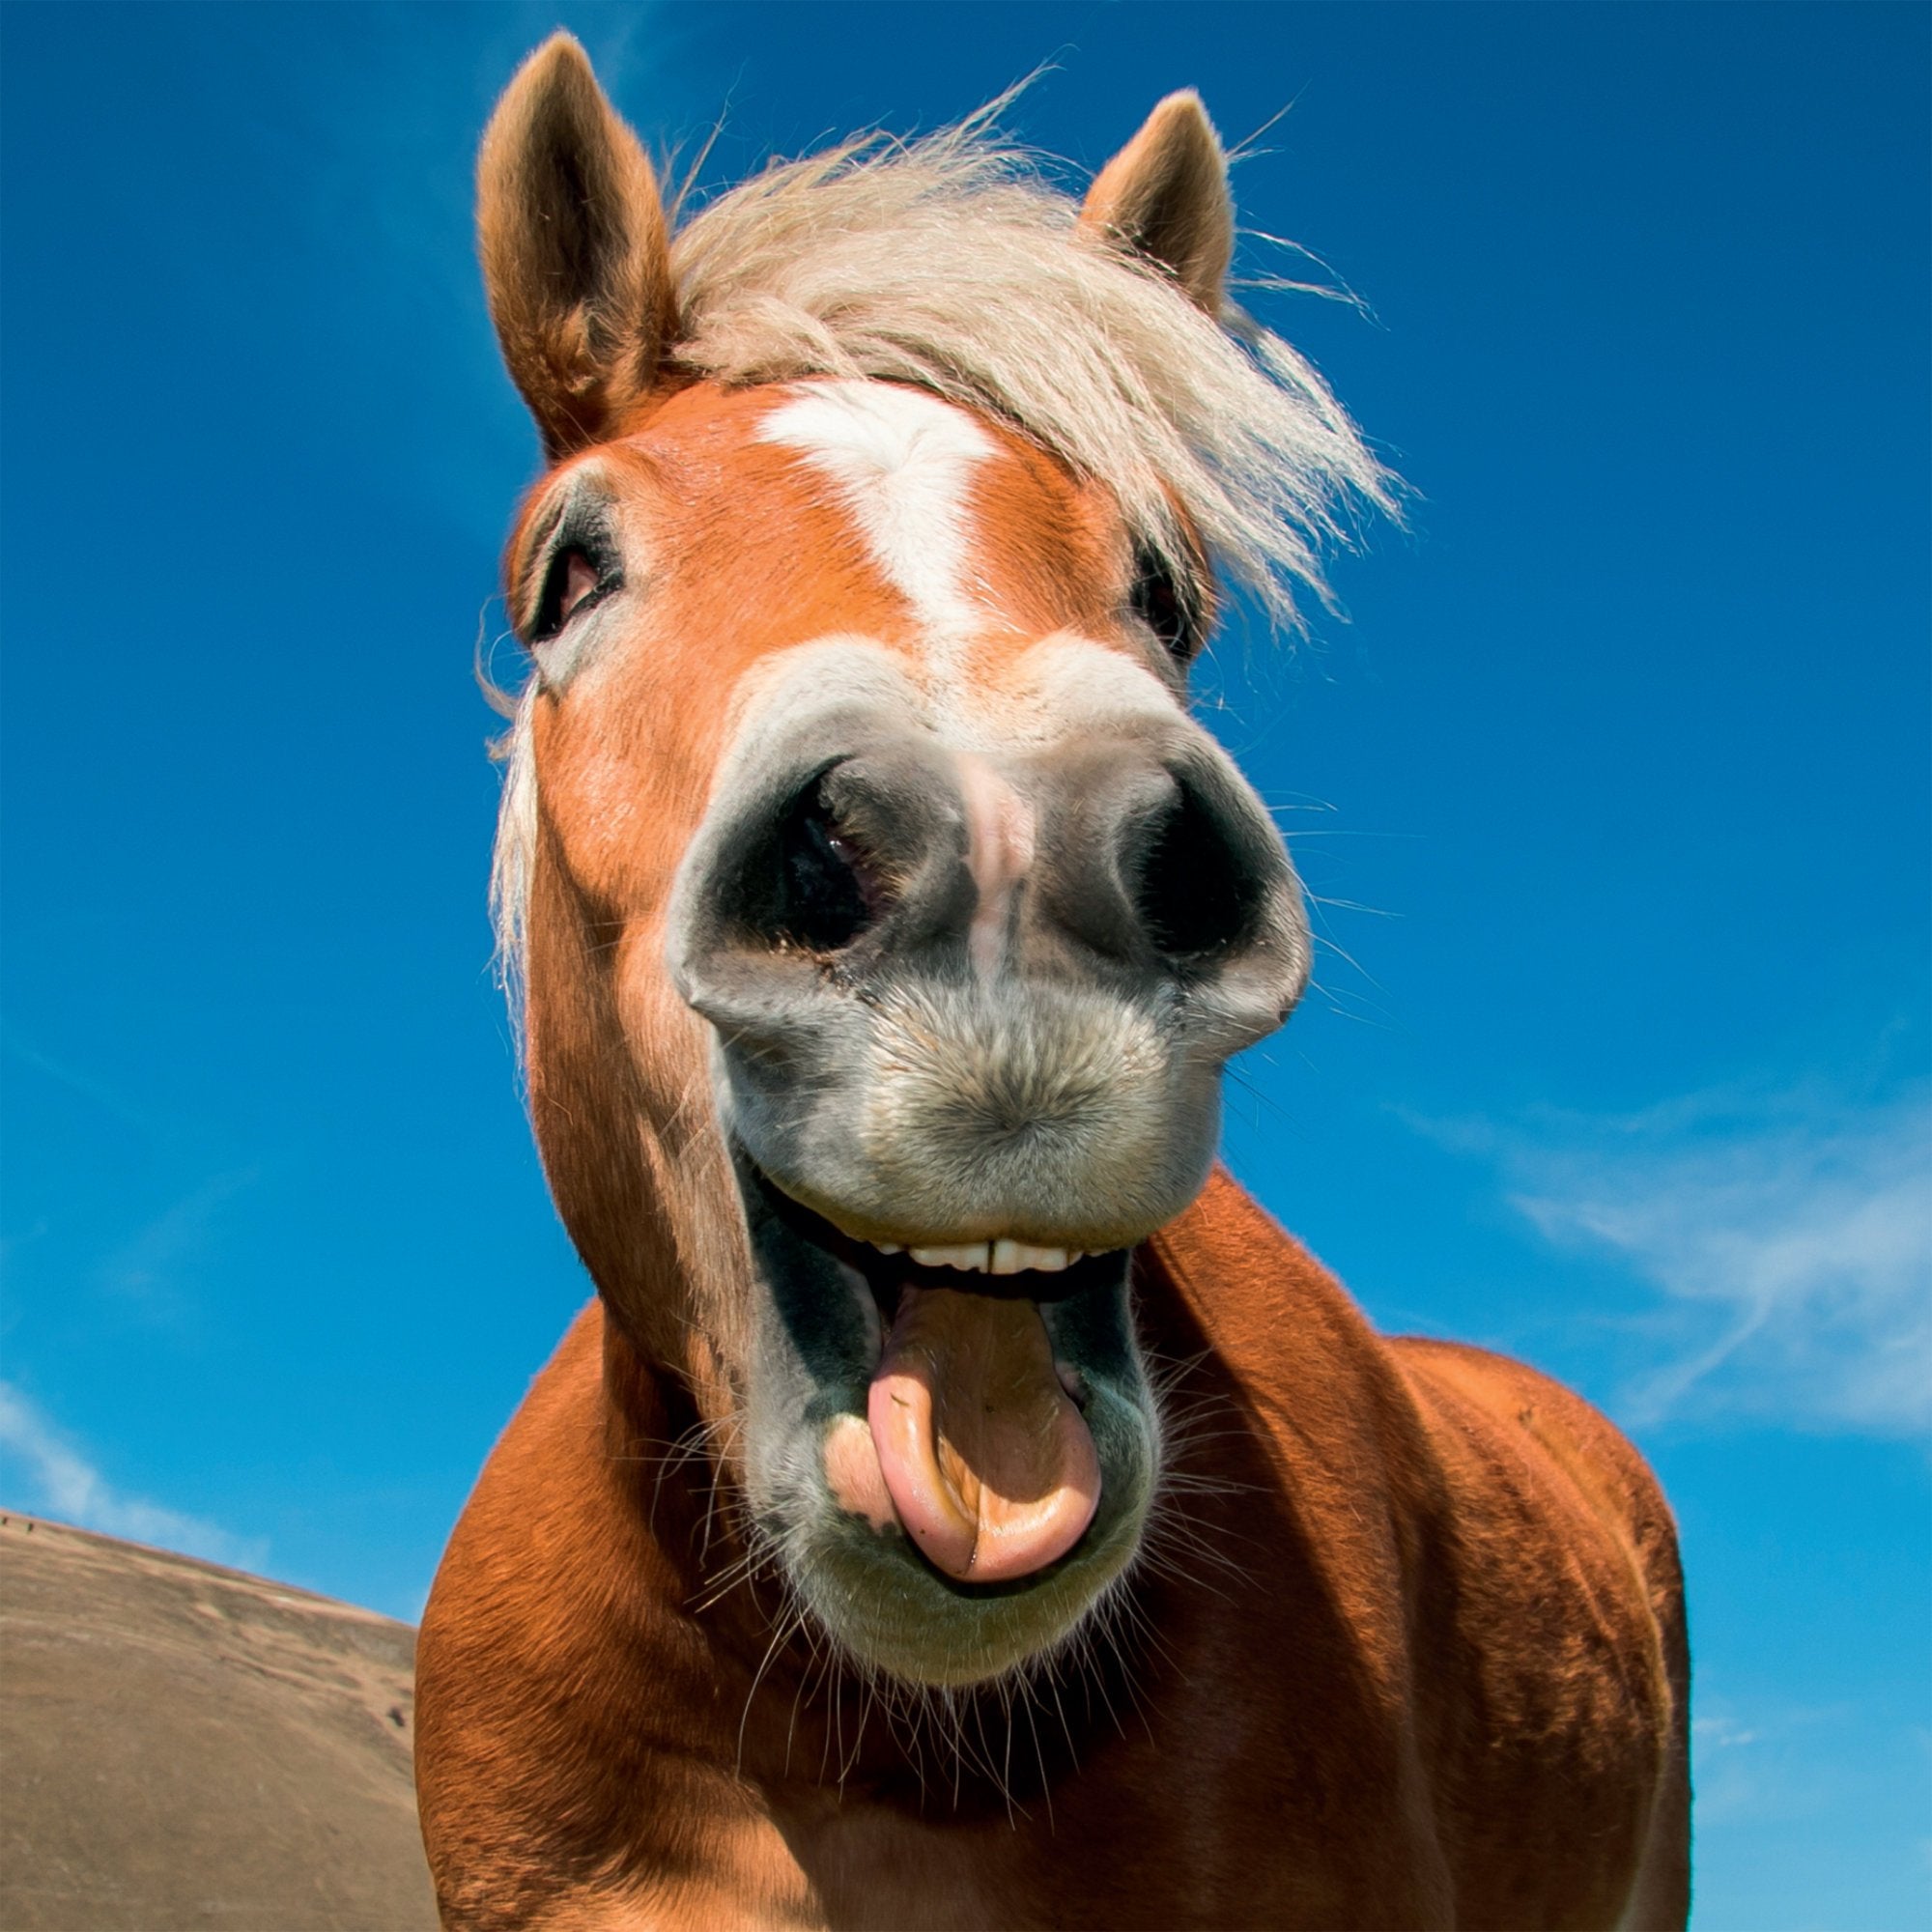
[756,383,997,637]
[543,380,1130,706]
[757,381,999,484]
[650,380,1115,628]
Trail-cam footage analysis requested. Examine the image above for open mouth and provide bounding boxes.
[750,1165,1128,1319]
[744,1164,1131,1584]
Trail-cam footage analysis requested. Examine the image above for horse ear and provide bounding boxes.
[1079,92,1235,314]
[477,35,674,460]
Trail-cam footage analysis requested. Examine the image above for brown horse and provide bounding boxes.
[415,37,1690,1931]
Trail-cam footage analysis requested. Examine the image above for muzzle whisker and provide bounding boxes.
[737,1601,810,1778]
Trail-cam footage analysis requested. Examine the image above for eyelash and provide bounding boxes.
[1128,547,1206,661]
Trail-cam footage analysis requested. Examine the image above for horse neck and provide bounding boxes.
[524,807,753,1407]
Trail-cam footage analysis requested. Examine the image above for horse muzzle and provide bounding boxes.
[668,694,1310,1253]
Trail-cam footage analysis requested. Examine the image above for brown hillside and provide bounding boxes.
[0,1512,438,1931]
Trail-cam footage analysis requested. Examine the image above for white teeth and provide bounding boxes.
[990,1239,1077,1275]
[910,1243,993,1271]
[883,1239,1086,1274]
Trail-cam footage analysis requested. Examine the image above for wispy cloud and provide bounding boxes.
[1,1030,162,1139]
[1689,1697,1862,1829]
[0,1379,266,1573]
[1695,1713,1763,1751]
[96,1166,257,1314]
[1691,1708,1773,1829]
[1417,1083,1931,1436]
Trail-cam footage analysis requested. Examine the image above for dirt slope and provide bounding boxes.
[0,1512,438,1931]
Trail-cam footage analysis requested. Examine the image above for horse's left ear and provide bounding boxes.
[1079,93,1235,314]
[477,35,674,460]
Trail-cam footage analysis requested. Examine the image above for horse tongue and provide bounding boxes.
[867,1286,1100,1583]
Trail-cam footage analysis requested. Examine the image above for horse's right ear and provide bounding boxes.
[477,35,674,461]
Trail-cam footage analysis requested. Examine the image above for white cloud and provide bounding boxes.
[0,1379,267,1573]
[1433,1084,1931,1435]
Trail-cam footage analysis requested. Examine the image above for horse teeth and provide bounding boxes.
[990,1240,1073,1275]
[900,1240,1079,1274]
[910,1243,991,1271]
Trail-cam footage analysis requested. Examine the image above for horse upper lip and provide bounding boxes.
[749,1160,1089,1272]
[743,1157,1124,1301]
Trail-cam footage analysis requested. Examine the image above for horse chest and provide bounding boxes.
[750,1781,1442,1932]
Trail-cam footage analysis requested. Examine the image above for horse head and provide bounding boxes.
[477,37,1391,1690]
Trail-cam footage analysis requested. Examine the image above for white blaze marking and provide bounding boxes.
[758,382,993,659]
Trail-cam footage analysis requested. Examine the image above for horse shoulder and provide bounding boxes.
[1388,1336,1690,1929]
[1390,1334,1685,1652]
[1149,1173,1688,1930]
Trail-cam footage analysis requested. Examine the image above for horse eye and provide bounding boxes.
[530,546,611,643]
[1128,547,1203,661]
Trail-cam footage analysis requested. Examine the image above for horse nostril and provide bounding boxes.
[696,755,920,968]
[1133,773,1268,960]
[772,780,881,952]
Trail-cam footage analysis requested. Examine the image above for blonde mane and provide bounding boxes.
[491,114,1397,1010]
[665,116,1395,626]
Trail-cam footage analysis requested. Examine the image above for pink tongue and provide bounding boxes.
[866,1286,1100,1582]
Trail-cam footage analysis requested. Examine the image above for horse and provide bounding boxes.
[414,35,1690,1931]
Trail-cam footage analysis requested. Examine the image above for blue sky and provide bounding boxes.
[1,5,1925,1923]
